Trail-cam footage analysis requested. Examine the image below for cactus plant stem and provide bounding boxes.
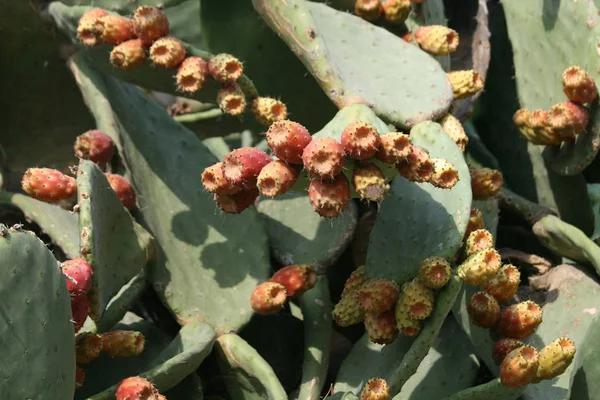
[497,187,556,226]
[173,108,224,123]
[445,378,524,400]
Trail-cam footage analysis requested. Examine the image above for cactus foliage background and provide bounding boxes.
[2,0,600,399]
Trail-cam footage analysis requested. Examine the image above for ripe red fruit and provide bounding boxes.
[71,295,90,333]
[250,281,288,315]
[375,132,412,164]
[256,160,299,197]
[396,146,433,183]
[133,6,169,45]
[341,122,381,160]
[110,39,146,70]
[269,265,317,297]
[364,310,399,345]
[105,174,136,211]
[547,101,590,139]
[77,8,108,46]
[75,366,86,388]
[483,264,521,303]
[74,130,115,165]
[265,120,312,164]
[562,66,598,104]
[149,36,186,69]
[208,53,244,83]
[492,338,525,365]
[302,138,345,179]
[500,346,539,388]
[308,174,351,218]
[116,376,162,400]
[214,188,259,214]
[202,162,241,195]
[76,332,103,364]
[21,168,77,203]
[222,147,271,187]
[497,301,543,339]
[61,258,93,296]
[467,291,500,328]
[98,15,135,46]
[358,278,400,313]
[100,330,145,358]
[176,56,209,93]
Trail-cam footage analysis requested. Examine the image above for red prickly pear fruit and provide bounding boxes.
[547,101,590,140]
[415,25,459,56]
[358,278,400,313]
[429,158,459,189]
[447,70,484,100]
[333,291,365,327]
[562,66,598,104]
[483,264,520,303]
[61,258,93,296]
[115,376,162,400]
[535,337,576,381]
[302,138,345,179]
[527,109,561,146]
[396,146,433,183]
[308,174,351,218]
[402,32,414,44]
[21,168,76,203]
[98,15,135,46]
[77,9,108,46]
[395,301,422,337]
[467,291,500,328]
[217,84,247,116]
[341,265,367,298]
[364,310,399,345]
[252,97,288,127]
[353,162,390,202]
[257,160,299,197]
[417,257,451,289]
[470,166,503,200]
[375,132,412,164]
[269,265,317,297]
[341,122,382,160]
[208,53,244,83]
[132,6,169,46]
[266,120,312,165]
[457,248,502,285]
[214,188,259,214]
[464,208,485,240]
[110,39,146,70]
[149,36,186,69]
[76,332,103,364]
[381,0,411,24]
[100,330,145,358]
[497,301,543,339]
[105,173,137,211]
[359,378,391,400]
[71,295,90,333]
[250,281,288,315]
[440,114,468,151]
[463,228,494,258]
[401,279,435,320]
[75,365,86,388]
[221,147,272,187]
[176,57,209,93]
[74,130,115,166]
[201,162,241,195]
[492,338,525,365]
[500,345,539,388]
[354,0,383,21]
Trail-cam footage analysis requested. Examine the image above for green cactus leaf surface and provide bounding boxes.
[445,378,524,400]
[571,312,600,399]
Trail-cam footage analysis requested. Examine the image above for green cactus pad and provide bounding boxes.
[0,227,76,398]
[571,313,600,399]
[252,0,454,128]
[0,191,79,258]
[366,121,471,283]
[76,159,154,321]
[446,378,524,400]
[257,192,357,271]
[215,333,287,400]
[70,55,271,333]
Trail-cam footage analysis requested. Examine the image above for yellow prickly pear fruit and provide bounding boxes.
[176,56,209,94]
[417,257,451,289]
[483,264,520,303]
[395,146,433,183]
[359,377,391,400]
[415,25,459,56]
[467,291,500,328]
[76,332,103,364]
[252,97,288,126]
[381,0,411,24]
[333,291,365,327]
[562,66,598,104]
[395,300,422,336]
[342,265,368,298]
[353,163,390,202]
[440,114,468,152]
[513,109,538,143]
[470,166,503,200]
[250,282,288,315]
[429,158,459,189]
[110,39,146,70]
[149,36,186,69]
[401,279,435,319]
[358,278,400,313]
[447,70,484,100]
[464,208,485,240]
[497,301,543,339]
[364,310,399,345]
[355,0,383,22]
[500,346,539,388]
[217,84,247,116]
[456,248,502,285]
[463,228,494,258]
[527,109,561,146]
[208,53,244,83]
[100,330,145,358]
[534,337,576,382]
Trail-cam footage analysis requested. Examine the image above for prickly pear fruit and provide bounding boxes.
[463,228,494,258]
[341,122,382,160]
[456,248,502,285]
[535,337,576,381]
[266,120,312,165]
[22,168,76,203]
[395,300,422,336]
[269,265,316,297]
[61,258,93,296]
[105,173,137,211]
[364,310,398,345]
[341,265,367,298]
[464,208,485,240]
[547,101,590,139]
[251,97,288,126]
[250,282,288,315]
[201,162,241,195]
[360,378,391,400]
[381,0,410,24]
[402,32,414,43]
[353,163,390,202]
[217,84,247,116]
[308,175,351,218]
[429,158,459,189]
[110,39,146,70]
[98,15,135,46]
[354,0,383,21]
[513,109,536,143]
[447,70,484,100]
[401,279,435,320]
[562,66,598,104]
[418,257,451,289]
[333,291,365,327]
[483,264,520,303]
[76,332,103,364]
[415,25,459,56]
[176,56,209,93]
[440,114,468,152]
[76,365,86,388]
[208,53,244,83]
[302,138,345,179]
[74,130,114,165]
[467,291,500,328]
[77,8,108,46]
[526,109,561,146]
[493,338,525,365]
[214,188,259,214]
[375,132,412,164]
[115,376,162,400]
[358,278,400,313]
[149,36,186,69]
[500,346,539,388]
[100,330,145,358]
[498,301,543,339]
[470,167,503,200]
[257,160,298,197]
[132,6,169,45]
[221,147,272,187]
[396,146,433,183]
[71,295,90,333]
